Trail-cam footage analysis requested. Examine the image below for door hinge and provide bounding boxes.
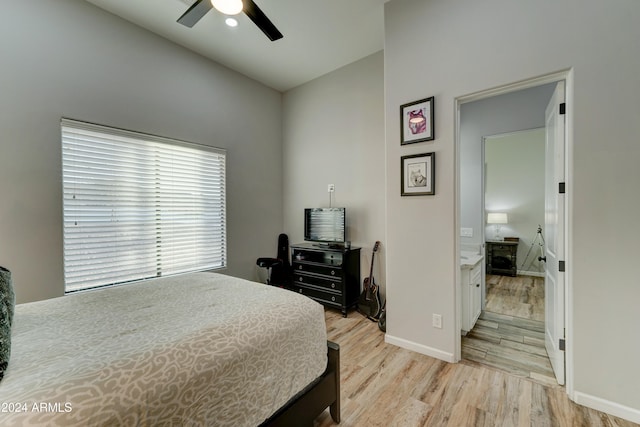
[559,103,566,115]
[559,261,566,272]
[559,338,566,351]
[559,182,566,194]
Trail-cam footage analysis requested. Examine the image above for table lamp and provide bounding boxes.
[487,212,508,241]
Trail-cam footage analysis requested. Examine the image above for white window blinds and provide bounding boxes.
[61,119,226,292]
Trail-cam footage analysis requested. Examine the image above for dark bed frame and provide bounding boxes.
[261,341,340,427]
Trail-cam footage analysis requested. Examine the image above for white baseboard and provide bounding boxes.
[573,391,640,424]
[517,270,544,277]
[384,334,455,363]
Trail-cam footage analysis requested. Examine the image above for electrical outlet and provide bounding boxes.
[327,184,335,193]
[432,313,442,329]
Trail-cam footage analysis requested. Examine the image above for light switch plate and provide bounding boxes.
[432,313,442,329]
[460,227,473,237]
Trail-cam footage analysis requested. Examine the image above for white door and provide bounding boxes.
[544,81,566,385]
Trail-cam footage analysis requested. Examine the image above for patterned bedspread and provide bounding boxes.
[0,273,328,426]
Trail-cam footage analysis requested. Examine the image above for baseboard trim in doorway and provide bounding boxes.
[573,391,640,424]
[385,334,455,363]
[517,270,544,277]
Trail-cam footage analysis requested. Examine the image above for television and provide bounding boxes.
[304,208,346,245]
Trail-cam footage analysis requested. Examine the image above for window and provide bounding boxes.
[61,119,226,293]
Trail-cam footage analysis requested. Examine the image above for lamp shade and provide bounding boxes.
[487,212,508,224]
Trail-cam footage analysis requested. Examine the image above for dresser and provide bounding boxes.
[486,240,518,276]
[290,243,361,317]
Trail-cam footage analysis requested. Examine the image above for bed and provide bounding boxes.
[0,272,340,426]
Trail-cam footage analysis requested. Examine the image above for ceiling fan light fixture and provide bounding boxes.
[178,0,282,41]
[211,0,243,16]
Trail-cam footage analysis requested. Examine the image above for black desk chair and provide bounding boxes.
[256,233,291,287]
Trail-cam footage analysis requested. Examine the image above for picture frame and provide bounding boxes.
[401,152,435,196]
[400,96,434,145]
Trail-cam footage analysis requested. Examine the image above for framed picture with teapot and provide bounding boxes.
[400,96,434,145]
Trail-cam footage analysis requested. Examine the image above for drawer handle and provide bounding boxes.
[299,277,303,282]
[331,270,336,276]
[298,265,303,270]
[331,296,336,302]
[299,289,303,294]
[331,283,336,289]
[476,284,480,287]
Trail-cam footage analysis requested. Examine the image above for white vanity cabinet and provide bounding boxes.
[461,254,483,334]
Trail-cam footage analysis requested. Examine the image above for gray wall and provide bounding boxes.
[385,0,640,418]
[0,0,283,303]
[282,51,386,292]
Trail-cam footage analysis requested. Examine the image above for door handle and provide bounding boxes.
[538,256,547,262]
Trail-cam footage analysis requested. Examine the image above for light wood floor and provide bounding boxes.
[462,311,555,385]
[485,274,545,322]
[463,274,554,384]
[315,309,638,427]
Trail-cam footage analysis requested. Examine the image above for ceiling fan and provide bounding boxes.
[178,0,283,41]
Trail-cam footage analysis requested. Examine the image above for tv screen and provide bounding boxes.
[304,208,346,244]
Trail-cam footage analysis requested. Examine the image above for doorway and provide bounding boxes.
[456,73,570,386]
[483,128,546,321]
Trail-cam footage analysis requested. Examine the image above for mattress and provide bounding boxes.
[0,272,328,426]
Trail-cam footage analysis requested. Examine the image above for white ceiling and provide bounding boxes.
[85,0,386,92]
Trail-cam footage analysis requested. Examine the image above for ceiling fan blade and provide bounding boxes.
[177,0,213,28]
[243,0,283,41]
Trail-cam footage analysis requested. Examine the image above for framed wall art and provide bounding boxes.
[401,152,435,196]
[400,96,434,145]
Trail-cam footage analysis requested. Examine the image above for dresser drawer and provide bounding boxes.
[291,284,342,305]
[491,244,512,252]
[292,249,343,265]
[293,262,342,278]
[293,272,342,292]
